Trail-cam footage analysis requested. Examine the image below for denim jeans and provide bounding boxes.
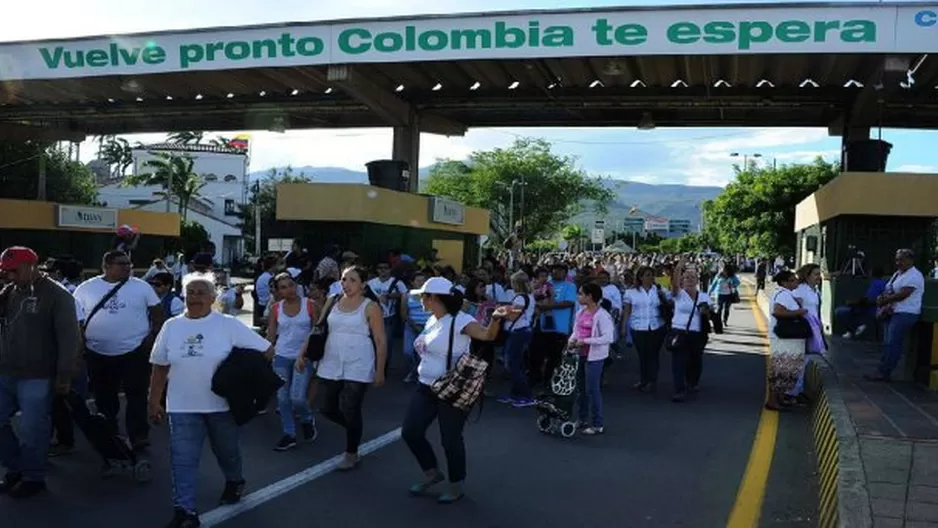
[401,384,468,483]
[834,306,865,334]
[272,355,314,437]
[0,376,54,482]
[169,412,242,515]
[505,328,534,399]
[576,360,605,427]
[403,324,423,380]
[879,312,919,378]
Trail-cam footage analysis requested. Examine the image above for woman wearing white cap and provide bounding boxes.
[401,276,512,504]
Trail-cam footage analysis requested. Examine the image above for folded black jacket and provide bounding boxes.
[212,348,283,426]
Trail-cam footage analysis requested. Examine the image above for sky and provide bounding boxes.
[3,0,936,187]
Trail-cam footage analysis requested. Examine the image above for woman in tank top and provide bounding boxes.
[311,266,387,471]
[266,273,319,451]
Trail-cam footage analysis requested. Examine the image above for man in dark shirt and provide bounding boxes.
[0,246,80,498]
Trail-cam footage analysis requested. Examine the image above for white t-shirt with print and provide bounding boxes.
[415,312,475,386]
[671,289,712,333]
[74,276,161,356]
[368,277,407,318]
[770,289,802,334]
[150,312,271,413]
[891,267,925,315]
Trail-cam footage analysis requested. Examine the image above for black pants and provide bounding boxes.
[756,275,766,291]
[633,328,666,385]
[85,343,151,443]
[528,332,568,388]
[319,378,368,454]
[402,384,468,483]
[717,294,734,324]
[670,331,709,394]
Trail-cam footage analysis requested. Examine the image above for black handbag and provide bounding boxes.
[665,291,699,352]
[774,317,812,339]
[304,294,341,361]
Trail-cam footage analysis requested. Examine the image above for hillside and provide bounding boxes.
[249,166,722,230]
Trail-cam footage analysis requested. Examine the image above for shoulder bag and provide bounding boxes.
[81,278,129,338]
[494,293,531,345]
[304,294,341,361]
[665,291,699,352]
[432,315,490,412]
[772,290,813,339]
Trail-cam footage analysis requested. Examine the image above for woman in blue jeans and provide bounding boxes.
[569,282,615,435]
[266,273,318,452]
[149,275,272,528]
[496,271,537,408]
[401,272,432,383]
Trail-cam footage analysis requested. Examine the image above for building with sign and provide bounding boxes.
[668,219,692,236]
[269,183,488,272]
[0,199,180,269]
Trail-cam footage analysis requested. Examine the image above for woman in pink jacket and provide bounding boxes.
[569,282,616,436]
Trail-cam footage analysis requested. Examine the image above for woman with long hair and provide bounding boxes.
[766,270,808,410]
[788,264,824,402]
[300,266,386,471]
[570,282,615,435]
[401,277,509,503]
[708,264,740,326]
[622,265,670,392]
[496,271,537,408]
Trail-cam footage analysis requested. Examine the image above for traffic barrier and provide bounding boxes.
[806,362,839,528]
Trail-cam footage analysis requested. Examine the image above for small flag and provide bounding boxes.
[228,134,250,150]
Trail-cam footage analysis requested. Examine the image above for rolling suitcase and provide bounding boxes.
[63,391,152,483]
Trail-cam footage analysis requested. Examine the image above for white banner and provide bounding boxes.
[644,218,669,231]
[1,5,933,81]
[57,205,118,230]
[591,228,605,244]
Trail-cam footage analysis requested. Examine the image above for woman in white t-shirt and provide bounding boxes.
[669,261,713,403]
[266,273,319,452]
[766,270,809,411]
[401,277,508,505]
[148,275,271,527]
[496,271,538,408]
[788,264,824,400]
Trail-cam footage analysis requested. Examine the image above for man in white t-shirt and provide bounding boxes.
[368,263,407,375]
[866,248,925,382]
[73,250,162,450]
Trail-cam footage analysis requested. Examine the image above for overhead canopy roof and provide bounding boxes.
[0,2,936,141]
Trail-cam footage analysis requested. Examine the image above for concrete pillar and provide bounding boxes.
[392,114,421,193]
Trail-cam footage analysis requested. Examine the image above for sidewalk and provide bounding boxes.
[750,276,938,527]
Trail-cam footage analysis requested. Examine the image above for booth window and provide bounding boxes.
[224,199,237,216]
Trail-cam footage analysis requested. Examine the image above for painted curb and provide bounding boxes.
[746,277,873,528]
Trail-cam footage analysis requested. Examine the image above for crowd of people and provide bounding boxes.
[1,239,928,528]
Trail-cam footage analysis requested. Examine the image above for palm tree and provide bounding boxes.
[166,131,205,145]
[124,152,204,220]
[99,137,138,178]
[210,136,233,148]
[561,224,586,253]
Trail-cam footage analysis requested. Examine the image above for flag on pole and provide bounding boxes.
[228,134,250,151]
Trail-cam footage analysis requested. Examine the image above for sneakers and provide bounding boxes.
[301,421,318,443]
[8,480,46,499]
[511,398,536,408]
[219,480,245,505]
[581,426,605,436]
[274,435,297,452]
[0,472,22,494]
[166,508,201,528]
[856,324,868,336]
[495,395,514,404]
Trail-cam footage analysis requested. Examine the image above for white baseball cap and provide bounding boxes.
[410,276,455,296]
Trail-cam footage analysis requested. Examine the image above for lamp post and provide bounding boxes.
[730,152,777,170]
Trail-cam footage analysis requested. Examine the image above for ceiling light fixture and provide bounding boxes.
[395,84,405,92]
[324,87,333,94]
[290,89,299,96]
[508,81,520,90]
[470,81,481,90]
[432,83,443,91]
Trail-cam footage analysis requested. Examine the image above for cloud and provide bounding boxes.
[892,164,938,173]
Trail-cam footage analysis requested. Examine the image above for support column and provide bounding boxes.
[37,142,47,201]
[840,126,871,172]
[392,114,421,193]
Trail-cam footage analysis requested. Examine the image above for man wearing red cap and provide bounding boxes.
[0,246,80,498]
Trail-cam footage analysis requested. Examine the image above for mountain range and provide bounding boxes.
[249,166,722,231]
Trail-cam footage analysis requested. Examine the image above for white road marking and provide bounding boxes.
[200,427,402,527]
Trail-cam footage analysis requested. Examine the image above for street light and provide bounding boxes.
[730,152,777,170]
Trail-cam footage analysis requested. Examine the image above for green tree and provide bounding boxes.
[241,166,312,252]
[704,157,839,257]
[179,219,211,251]
[0,142,97,204]
[123,152,205,221]
[99,136,139,177]
[425,138,614,243]
[166,131,205,145]
[561,224,587,253]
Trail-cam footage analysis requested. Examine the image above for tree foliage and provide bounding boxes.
[123,152,206,221]
[97,136,140,178]
[241,166,312,252]
[0,142,97,205]
[703,157,839,257]
[425,138,614,243]
[655,233,714,254]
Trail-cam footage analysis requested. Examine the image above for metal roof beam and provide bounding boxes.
[327,65,466,137]
[830,56,909,135]
[0,123,85,142]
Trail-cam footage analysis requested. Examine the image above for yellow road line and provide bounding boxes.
[726,284,780,528]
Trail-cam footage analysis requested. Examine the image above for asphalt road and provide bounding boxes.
[3,290,818,528]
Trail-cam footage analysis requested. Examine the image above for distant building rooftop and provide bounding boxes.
[133,143,247,156]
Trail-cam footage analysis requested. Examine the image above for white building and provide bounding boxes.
[96,143,248,264]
